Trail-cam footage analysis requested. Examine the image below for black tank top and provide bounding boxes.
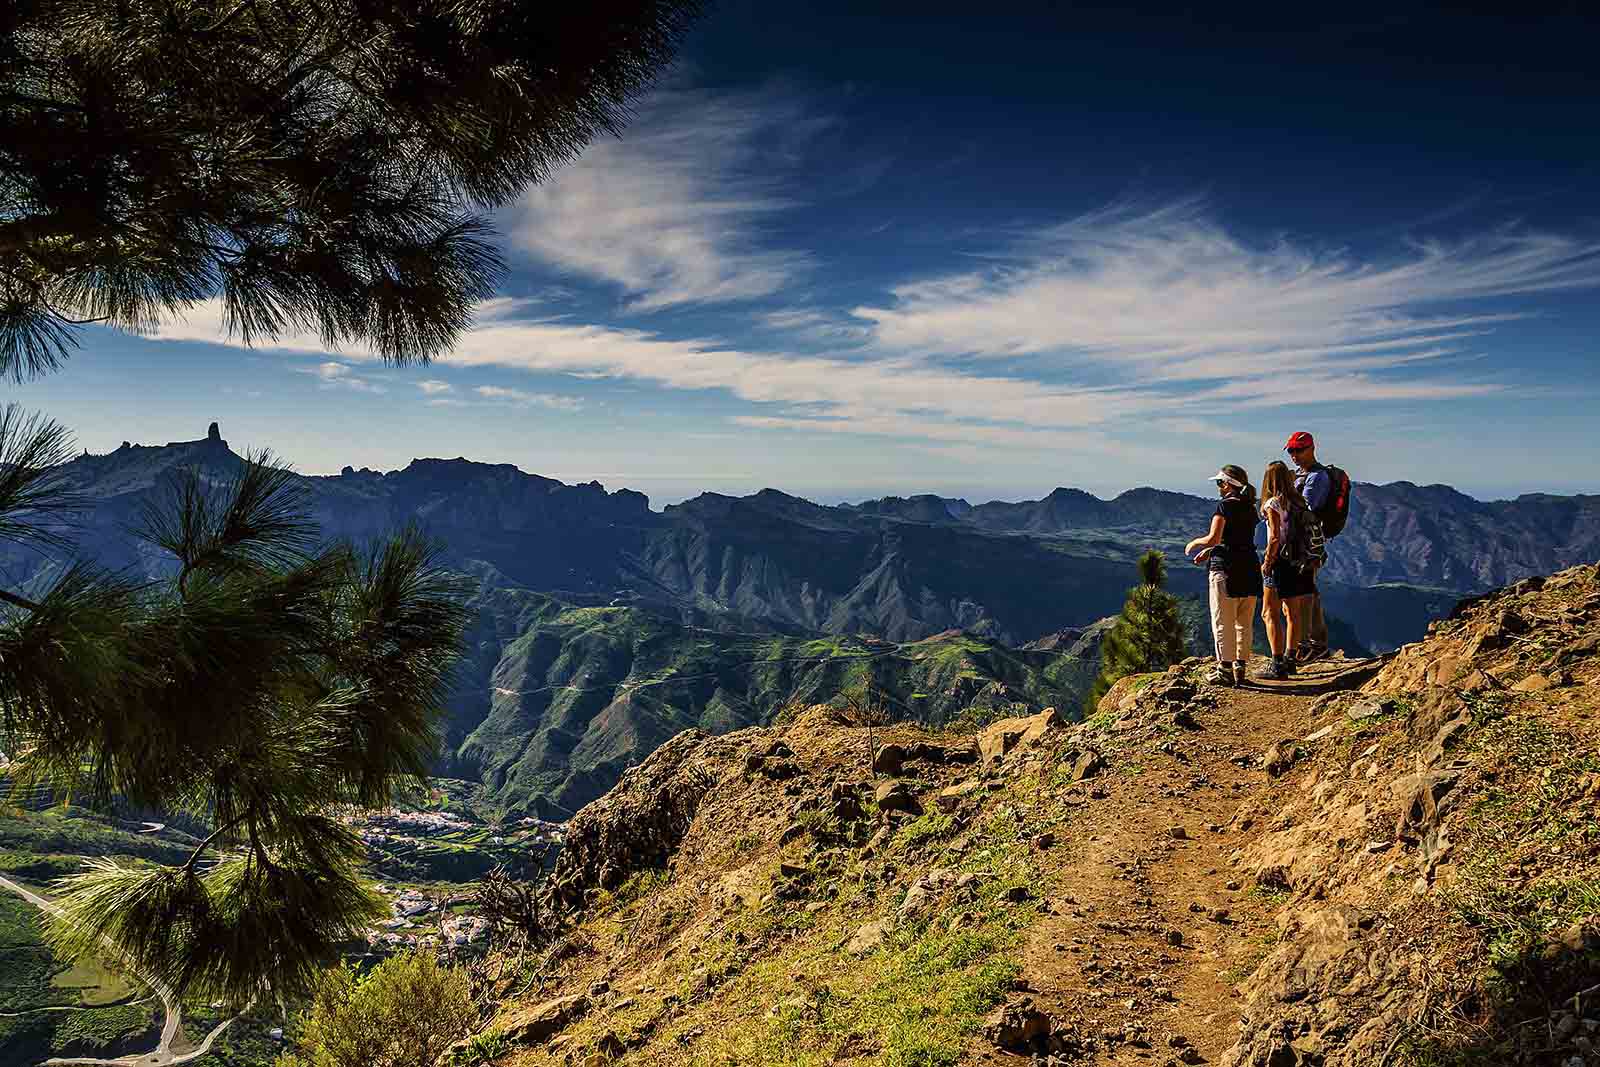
[1212,496,1264,598]
[1210,497,1259,571]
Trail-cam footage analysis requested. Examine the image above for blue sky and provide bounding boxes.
[15,3,1600,504]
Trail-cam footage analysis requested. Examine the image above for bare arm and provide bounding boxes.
[1186,515,1226,558]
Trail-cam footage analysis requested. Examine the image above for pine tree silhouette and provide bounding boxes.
[1084,550,1187,715]
[1,0,703,379]
[0,409,470,1006]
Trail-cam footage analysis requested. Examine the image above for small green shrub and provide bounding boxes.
[892,813,957,852]
[276,951,475,1067]
[445,1028,512,1067]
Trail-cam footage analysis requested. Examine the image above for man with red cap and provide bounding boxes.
[1285,431,1330,660]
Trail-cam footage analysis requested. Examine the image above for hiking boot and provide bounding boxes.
[1266,659,1290,681]
[1206,665,1236,687]
[1233,661,1248,686]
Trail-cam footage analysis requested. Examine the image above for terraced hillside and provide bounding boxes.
[449,588,1104,817]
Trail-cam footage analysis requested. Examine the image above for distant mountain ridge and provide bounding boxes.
[19,427,1598,643]
[841,483,1600,592]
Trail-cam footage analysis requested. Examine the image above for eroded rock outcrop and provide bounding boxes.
[1223,563,1600,1067]
[545,729,742,909]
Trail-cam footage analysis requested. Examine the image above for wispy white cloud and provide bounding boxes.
[503,84,820,310]
[473,385,586,412]
[852,199,1600,392]
[759,307,872,346]
[416,379,454,395]
[299,361,385,393]
[154,300,1137,451]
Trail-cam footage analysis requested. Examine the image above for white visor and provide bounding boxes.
[1209,470,1244,489]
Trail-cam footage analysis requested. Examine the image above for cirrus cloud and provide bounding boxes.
[501,84,822,311]
[473,385,586,412]
[851,198,1600,390]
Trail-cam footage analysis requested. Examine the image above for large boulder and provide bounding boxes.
[1064,748,1105,782]
[874,779,923,817]
[977,707,1061,764]
[500,993,590,1046]
[899,868,959,918]
[871,743,907,775]
[935,779,985,813]
[984,997,1053,1053]
[846,920,889,956]
[544,730,729,911]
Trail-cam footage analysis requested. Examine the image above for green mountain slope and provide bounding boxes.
[448,589,1102,818]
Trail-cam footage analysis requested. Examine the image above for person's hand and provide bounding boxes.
[1194,547,1213,564]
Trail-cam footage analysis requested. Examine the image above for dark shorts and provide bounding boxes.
[1264,560,1316,599]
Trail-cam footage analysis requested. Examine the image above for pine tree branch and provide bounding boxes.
[199,0,255,34]
[41,300,112,326]
[0,587,42,612]
[184,814,248,873]
[246,814,274,872]
[0,92,87,113]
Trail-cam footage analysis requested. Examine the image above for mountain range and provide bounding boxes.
[4,424,1594,813]
[846,482,1600,591]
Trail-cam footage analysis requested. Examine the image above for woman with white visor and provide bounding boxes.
[1184,465,1263,686]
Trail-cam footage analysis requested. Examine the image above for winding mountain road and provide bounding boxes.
[0,874,237,1066]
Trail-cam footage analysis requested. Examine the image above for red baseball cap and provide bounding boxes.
[1284,431,1315,451]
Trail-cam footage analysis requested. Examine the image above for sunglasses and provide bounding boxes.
[1286,446,1307,453]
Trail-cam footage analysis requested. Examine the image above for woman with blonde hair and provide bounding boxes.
[1185,464,1261,686]
[1259,460,1314,680]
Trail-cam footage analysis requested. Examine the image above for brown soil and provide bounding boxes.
[1002,659,1373,1063]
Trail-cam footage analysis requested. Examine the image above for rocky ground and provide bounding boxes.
[452,564,1600,1067]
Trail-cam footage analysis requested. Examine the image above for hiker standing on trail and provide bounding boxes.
[1185,465,1262,687]
[1259,461,1314,681]
[1285,431,1331,662]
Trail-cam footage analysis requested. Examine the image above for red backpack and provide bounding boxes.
[1316,465,1352,538]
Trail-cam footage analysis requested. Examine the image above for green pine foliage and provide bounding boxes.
[0,406,470,1006]
[1083,550,1187,715]
[275,951,475,1067]
[1,0,703,379]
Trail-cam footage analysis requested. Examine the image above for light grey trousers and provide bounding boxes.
[1209,570,1257,663]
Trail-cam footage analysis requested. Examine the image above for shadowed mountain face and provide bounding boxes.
[28,432,659,595]
[640,491,1210,643]
[1323,483,1600,589]
[5,428,1593,813]
[30,431,1592,631]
